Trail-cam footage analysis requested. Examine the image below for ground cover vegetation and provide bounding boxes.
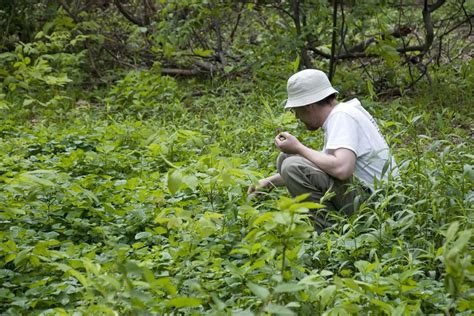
[0,0,473,315]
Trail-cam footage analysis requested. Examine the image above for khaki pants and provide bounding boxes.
[277,153,363,231]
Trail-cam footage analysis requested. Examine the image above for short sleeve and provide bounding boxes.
[324,112,359,156]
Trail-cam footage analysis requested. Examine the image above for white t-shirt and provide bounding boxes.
[322,98,398,191]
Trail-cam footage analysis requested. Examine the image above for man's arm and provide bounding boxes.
[275,132,356,180]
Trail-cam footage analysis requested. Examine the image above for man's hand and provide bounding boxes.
[247,179,271,201]
[275,132,305,154]
[247,179,270,194]
[247,174,285,201]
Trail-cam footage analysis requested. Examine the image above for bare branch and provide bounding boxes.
[427,0,446,13]
[59,0,79,23]
[309,47,331,59]
[329,0,338,80]
[291,0,312,68]
[114,0,146,26]
[339,1,349,53]
[422,1,434,54]
[339,25,412,56]
[230,2,245,44]
[211,17,227,67]
[461,1,473,36]
[160,68,203,76]
[440,14,474,37]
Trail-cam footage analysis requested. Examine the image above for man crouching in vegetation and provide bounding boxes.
[248,69,398,231]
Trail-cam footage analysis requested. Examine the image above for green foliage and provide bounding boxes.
[0,1,472,314]
[105,67,181,114]
[0,31,87,114]
[0,74,473,314]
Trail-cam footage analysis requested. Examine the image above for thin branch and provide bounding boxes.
[436,35,443,66]
[339,1,349,53]
[211,17,227,67]
[422,0,434,54]
[440,14,474,37]
[191,28,209,50]
[230,2,245,44]
[59,0,79,23]
[142,0,158,25]
[309,47,331,59]
[427,0,446,13]
[329,0,338,80]
[103,46,136,68]
[398,0,415,83]
[291,0,312,68]
[358,59,377,93]
[142,0,150,25]
[114,0,146,26]
[461,1,473,36]
[160,68,203,76]
[270,3,294,20]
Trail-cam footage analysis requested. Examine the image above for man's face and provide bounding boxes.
[293,104,321,131]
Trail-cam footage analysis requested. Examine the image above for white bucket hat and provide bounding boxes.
[285,69,338,108]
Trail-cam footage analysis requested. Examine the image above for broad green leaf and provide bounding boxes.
[182,174,198,190]
[168,169,183,194]
[211,294,226,311]
[320,270,333,277]
[14,248,31,267]
[166,297,202,308]
[446,230,471,259]
[253,212,275,226]
[4,253,15,264]
[148,143,162,155]
[19,173,55,187]
[156,277,177,295]
[0,288,14,299]
[68,269,89,287]
[370,298,394,313]
[274,283,304,293]
[445,221,459,243]
[289,201,325,212]
[135,232,152,240]
[317,285,336,308]
[264,303,296,316]
[193,49,214,57]
[247,282,270,300]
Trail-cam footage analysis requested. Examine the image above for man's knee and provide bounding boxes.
[280,155,307,181]
[276,153,292,175]
[280,155,333,192]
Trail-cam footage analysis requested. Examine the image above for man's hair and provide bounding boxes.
[315,93,337,106]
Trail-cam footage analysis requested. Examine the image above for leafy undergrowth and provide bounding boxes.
[0,79,473,315]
